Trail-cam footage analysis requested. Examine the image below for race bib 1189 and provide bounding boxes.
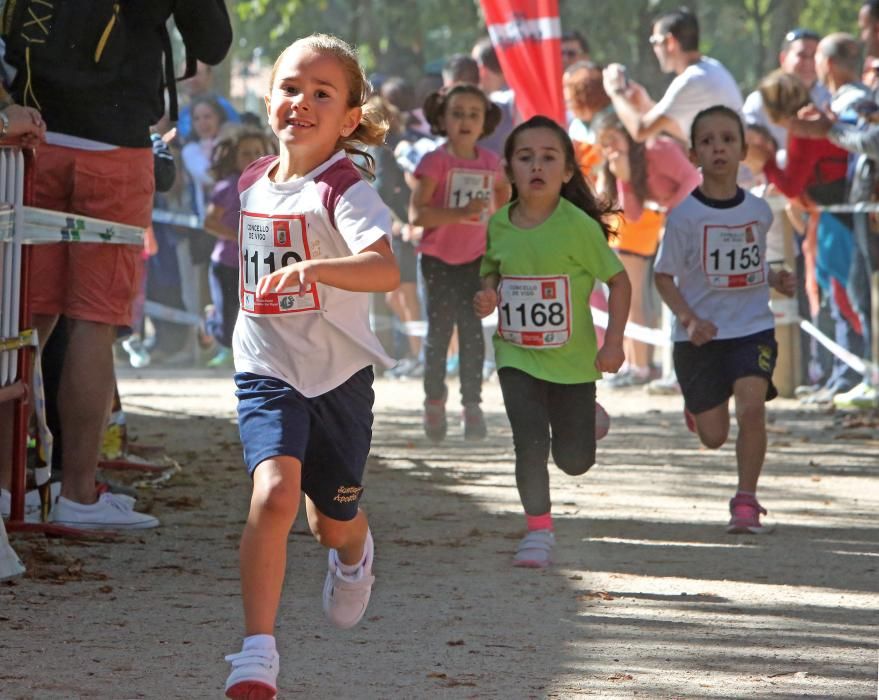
[702,221,766,289]
[238,211,321,316]
[497,275,571,348]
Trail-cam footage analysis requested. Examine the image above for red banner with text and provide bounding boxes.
[480,0,565,124]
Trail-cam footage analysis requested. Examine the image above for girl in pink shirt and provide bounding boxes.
[409,83,511,441]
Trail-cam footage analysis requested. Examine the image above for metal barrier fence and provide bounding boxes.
[0,143,143,533]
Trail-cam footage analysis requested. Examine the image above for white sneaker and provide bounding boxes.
[647,375,681,395]
[513,529,555,568]
[322,529,375,629]
[0,517,25,581]
[1,482,62,521]
[224,646,279,699]
[50,492,158,530]
[833,382,878,409]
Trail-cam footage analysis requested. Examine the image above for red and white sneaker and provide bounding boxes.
[224,646,279,699]
[726,494,775,534]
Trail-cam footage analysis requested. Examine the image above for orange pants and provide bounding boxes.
[28,143,154,326]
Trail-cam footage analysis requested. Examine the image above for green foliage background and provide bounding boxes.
[230,0,865,95]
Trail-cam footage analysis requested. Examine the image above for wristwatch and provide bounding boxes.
[0,110,9,139]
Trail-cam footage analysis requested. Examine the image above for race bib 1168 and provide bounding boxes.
[497,275,571,348]
[702,221,766,289]
[238,211,321,316]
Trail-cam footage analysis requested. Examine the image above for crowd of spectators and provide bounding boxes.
[2,2,879,534]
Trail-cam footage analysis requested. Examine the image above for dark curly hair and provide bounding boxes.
[503,115,619,240]
[422,83,502,139]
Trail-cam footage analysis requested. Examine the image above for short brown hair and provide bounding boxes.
[563,61,610,115]
[758,69,810,123]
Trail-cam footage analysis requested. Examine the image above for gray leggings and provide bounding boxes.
[498,367,596,515]
[420,254,484,405]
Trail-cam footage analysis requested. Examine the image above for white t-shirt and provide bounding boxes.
[232,151,394,397]
[654,57,743,141]
[654,187,775,342]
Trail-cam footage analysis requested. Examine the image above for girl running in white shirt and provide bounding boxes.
[223,34,399,699]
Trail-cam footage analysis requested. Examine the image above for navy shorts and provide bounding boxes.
[234,367,375,521]
[674,328,779,414]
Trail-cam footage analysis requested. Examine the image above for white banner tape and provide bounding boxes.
[0,206,144,245]
[373,304,877,381]
[590,307,671,347]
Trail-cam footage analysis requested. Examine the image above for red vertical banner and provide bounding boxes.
[480,0,565,124]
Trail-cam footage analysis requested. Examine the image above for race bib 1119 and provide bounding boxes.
[702,221,766,289]
[497,275,571,348]
[238,211,321,316]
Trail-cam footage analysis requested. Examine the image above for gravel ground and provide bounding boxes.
[2,367,877,699]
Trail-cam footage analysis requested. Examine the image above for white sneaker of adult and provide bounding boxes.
[833,382,878,409]
[0,517,25,581]
[224,646,279,699]
[322,529,375,629]
[50,492,158,530]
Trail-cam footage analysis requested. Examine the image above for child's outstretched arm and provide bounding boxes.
[409,176,488,227]
[473,273,500,318]
[595,270,630,373]
[654,272,718,346]
[256,237,400,297]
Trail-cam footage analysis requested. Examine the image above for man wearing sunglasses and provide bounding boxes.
[561,30,590,70]
[602,7,742,144]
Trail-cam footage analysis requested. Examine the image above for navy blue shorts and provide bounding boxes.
[674,328,778,414]
[234,367,375,521]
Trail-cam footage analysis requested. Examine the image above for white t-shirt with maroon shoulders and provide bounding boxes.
[232,150,394,397]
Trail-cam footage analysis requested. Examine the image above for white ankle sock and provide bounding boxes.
[243,634,276,651]
[336,535,370,575]
[338,552,364,575]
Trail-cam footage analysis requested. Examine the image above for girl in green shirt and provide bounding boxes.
[474,116,631,569]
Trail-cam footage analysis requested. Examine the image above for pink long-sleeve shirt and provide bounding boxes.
[616,137,701,219]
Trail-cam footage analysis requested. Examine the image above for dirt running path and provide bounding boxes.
[2,368,877,699]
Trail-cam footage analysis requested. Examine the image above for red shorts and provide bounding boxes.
[28,143,154,326]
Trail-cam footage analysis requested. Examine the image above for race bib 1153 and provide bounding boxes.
[238,211,321,316]
[497,275,571,348]
[702,221,766,289]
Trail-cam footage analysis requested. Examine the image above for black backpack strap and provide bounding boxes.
[179,53,197,81]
